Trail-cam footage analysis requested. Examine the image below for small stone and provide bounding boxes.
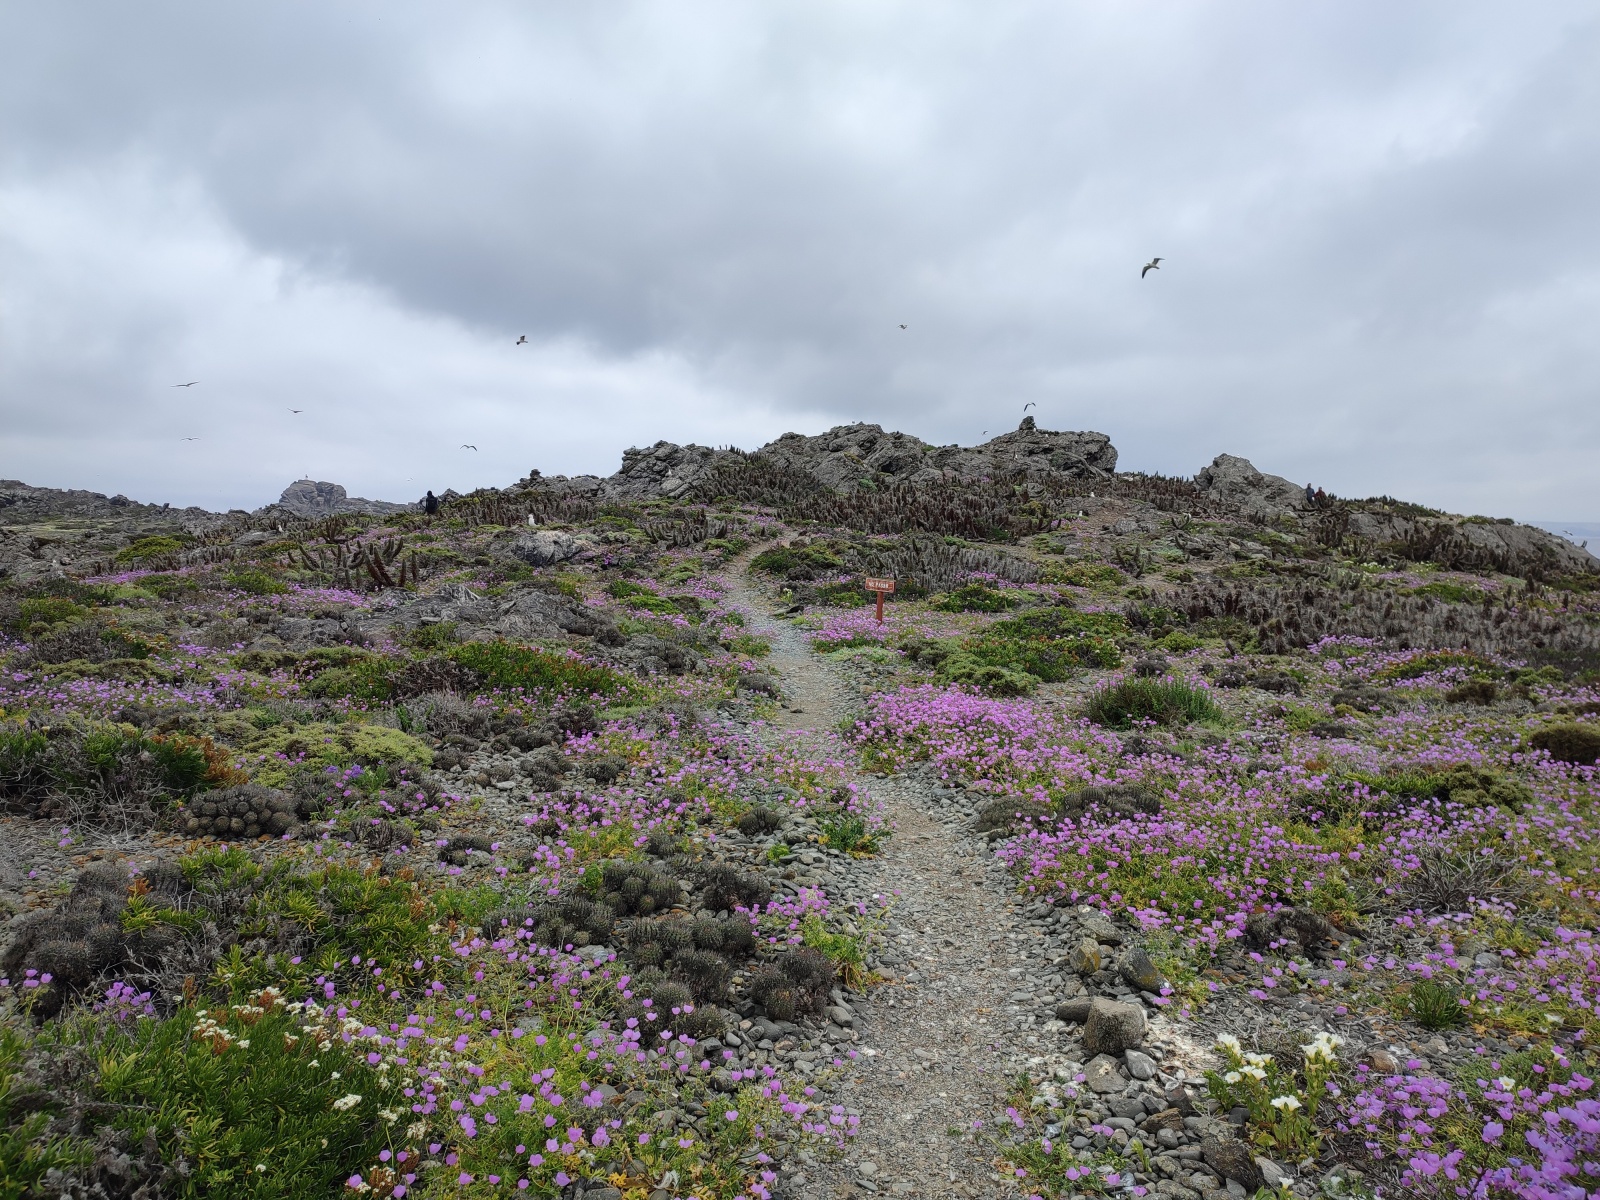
[1165,1086,1197,1115]
[1202,1138,1265,1192]
[858,1161,879,1180]
[1125,1049,1158,1080]
[826,1005,855,1027]
[1474,952,1500,969]
[1068,937,1102,975]
[1083,1054,1127,1094]
[1083,997,1147,1055]
[1120,948,1165,993]
[1255,1157,1286,1188]
[1080,913,1124,945]
[1366,1049,1399,1074]
[1054,997,1093,1024]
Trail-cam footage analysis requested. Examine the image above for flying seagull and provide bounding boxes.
[181,437,199,441]
[515,335,528,345]
[289,408,304,414]
[1141,257,1162,278]
[462,444,478,451]
[172,381,199,387]
[898,324,907,330]
[1023,402,1036,411]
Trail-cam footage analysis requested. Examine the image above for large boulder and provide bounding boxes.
[1194,454,1309,517]
[272,479,415,518]
[510,530,586,566]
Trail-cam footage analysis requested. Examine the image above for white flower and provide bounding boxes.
[1269,1095,1302,1112]
[1496,1076,1516,1092]
[1216,1034,1242,1054]
[1302,1031,1345,1063]
[1224,1071,1243,1085]
[332,1094,363,1111]
[1240,1066,1268,1082]
[1244,1052,1273,1067]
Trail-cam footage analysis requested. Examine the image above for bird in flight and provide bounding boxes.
[1142,257,1162,278]
[172,381,199,388]
[462,444,478,451]
[898,324,907,330]
[515,335,528,345]
[1023,402,1036,411]
[289,408,304,414]
[181,437,199,442]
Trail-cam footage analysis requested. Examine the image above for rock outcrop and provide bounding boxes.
[271,480,416,518]
[596,418,1118,502]
[757,418,1117,494]
[1195,454,1309,517]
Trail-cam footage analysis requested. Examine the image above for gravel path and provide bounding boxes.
[723,561,1039,1199]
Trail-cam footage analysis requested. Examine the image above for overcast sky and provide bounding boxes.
[2,2,1598,519]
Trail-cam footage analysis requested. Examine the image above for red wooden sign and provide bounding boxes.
[864,577,894,623]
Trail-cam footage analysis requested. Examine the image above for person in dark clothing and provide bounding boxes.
[1304,483,1314,506]
[424,490,439,516]
[1314,487,1327,506]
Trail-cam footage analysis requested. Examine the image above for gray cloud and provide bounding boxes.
[2,1,1598,517]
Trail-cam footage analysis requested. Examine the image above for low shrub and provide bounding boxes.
[448,640,632,698]
[239,722,432,787]
[94,990,398,1199]
[930,583,1024,613]
[936,655,1037,696]
[1083,678,1221,728]
[816,812,885,854]
[114,535,186,564]
[1529,722,1600,765]
[749,542,845,579]
[225,569,289,595]
[950,608,1125,684]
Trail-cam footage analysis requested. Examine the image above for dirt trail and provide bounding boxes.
[722,563,1032,1200]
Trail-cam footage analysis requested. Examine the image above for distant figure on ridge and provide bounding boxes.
[424,490,439,517]
[1315,487,1327,507]
[1305,483,1314,506]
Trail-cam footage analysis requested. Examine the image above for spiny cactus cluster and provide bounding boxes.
[853,533,1043,593]
[1168,573,1600,664]
[176,783,302,838]
[0,861,194,1019]
[615,969,726,1042]
[598,860,684,918]
[690,862,772,913]
[625,916,759,1003]
[747,949,834,1023]
[440,834,495,867]
[482,895,617,949]
[736,805,783,836]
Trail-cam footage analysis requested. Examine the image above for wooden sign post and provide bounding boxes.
[864,576,894,624]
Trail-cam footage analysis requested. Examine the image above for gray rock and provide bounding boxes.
[1083,997,1147,1055]
[1120,948,1165,993]
[1201,1138,1264,1192]
[1125,1049,1158,1080]
[1067,937,1102,975]
[1054,997,1093,1024]
[1255,1157,1286,1188]
[273,478,415,518]
[1194,454,1309,517]
[1083,1054,1127,1094]
[510,530,584,566]
[1080,913,1124,945]
[825,1005,855,1027]
[1109,1096,1148,1119]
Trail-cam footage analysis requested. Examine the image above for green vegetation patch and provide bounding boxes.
[448,639,633,699]
[1374,649,1501,682]
[750,542,844,577]
[225,568,290,595]
[240,722,432,786]
[114,535,187,564]
[930,583,1026,613]
[1083,677,1222,728]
